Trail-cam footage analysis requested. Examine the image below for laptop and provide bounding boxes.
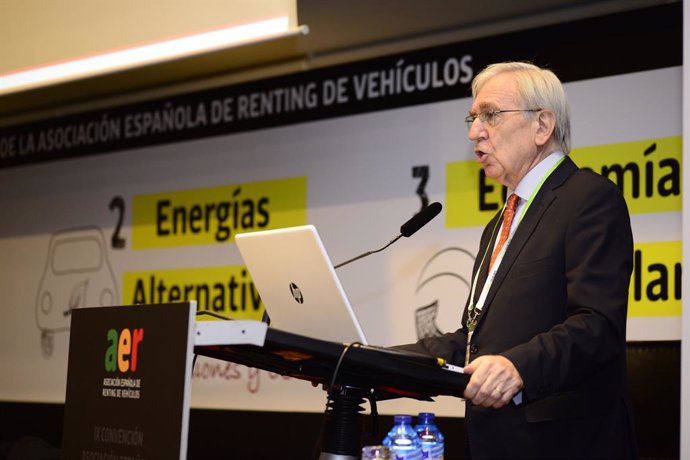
[234,225,368,345]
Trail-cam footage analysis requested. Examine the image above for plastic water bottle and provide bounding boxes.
[382,415,423,460]
[414,412,444,460]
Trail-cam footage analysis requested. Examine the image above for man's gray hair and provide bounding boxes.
[472,62,571,154]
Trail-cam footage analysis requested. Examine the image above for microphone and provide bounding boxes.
[334,202,443,269]
[400,201,442,237]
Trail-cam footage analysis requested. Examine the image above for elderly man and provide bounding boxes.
[401,62,636,459]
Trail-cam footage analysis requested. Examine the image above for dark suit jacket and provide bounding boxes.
[404,157,637,459]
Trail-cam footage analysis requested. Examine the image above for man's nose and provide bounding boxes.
[467,118,486,141]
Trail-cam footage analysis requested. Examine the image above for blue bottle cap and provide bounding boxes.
[418,412,435,422]
[393,414,412,424]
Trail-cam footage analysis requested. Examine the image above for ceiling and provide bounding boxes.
[0,0,670,125]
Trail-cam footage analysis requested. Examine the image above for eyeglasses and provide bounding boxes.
[464,109,542,130]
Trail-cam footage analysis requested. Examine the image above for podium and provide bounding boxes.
[62,303,197,460]
[195,323,469,459]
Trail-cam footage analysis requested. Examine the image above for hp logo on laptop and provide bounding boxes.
[289,282,304,304]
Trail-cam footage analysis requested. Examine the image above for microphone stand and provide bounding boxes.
[333,234,402,269]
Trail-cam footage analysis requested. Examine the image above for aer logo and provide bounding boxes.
[104,327,144,373]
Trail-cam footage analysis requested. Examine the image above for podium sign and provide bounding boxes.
[62,302,196,460]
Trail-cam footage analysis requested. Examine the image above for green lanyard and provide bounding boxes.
[517,155,566,224]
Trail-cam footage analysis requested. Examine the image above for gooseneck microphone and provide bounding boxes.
[400,201,443,237]
[333,202,442,269]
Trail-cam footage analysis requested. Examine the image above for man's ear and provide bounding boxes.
[535,110,556,147]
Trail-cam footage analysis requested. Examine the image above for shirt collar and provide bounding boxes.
[511,151,565,201]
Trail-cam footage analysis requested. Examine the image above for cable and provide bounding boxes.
[329,342,359,393]
[195,310,232,321]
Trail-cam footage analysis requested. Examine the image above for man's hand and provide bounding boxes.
[463,355,523,408]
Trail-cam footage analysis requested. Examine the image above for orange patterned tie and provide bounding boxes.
[489,193,520,271]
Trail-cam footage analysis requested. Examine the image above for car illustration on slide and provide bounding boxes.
[35,226,119,357]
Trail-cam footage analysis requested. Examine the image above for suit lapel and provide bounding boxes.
[476,156,578,323]
[472,213,501,305]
